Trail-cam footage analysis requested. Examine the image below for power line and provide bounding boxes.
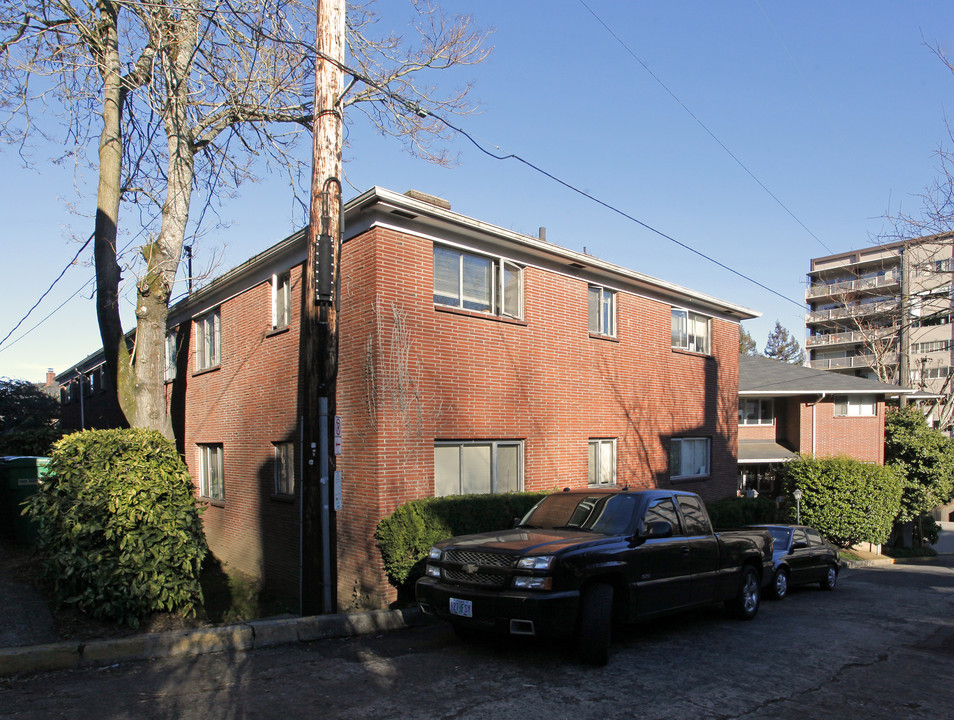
[577,0,833,255]
[433,113,805,310]
[319,52,806,310]
[0,233,93,351]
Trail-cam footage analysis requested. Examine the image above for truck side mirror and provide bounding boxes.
[642,521,673,539]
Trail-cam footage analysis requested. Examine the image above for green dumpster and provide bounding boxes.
[0,456,50,545]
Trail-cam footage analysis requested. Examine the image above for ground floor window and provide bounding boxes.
[588,438,617,486]
[670,437,710,479]
[198,444,224,500]
[434,441,523,496]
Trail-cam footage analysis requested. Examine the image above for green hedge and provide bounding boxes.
[375,492,548,587]
[706,496,778,529]
[779,454,903,547]
[25,428,208,626]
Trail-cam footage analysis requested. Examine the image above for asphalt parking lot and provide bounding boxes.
[2,557,953,720]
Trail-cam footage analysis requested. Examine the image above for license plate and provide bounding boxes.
[449,598,473,618]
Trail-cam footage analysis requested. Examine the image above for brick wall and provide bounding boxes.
[799,398,885,463]
[336,225,740,608]
[170,267,304,599]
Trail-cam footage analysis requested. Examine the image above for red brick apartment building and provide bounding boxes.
[738,353,910,498]
[58,187,757,610]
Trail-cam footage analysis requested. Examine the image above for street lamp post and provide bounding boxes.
[793,488,803,524]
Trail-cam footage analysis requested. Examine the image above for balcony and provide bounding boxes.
[806,299,900,324]
[805,271,902,300]
[807,352,899,371]
[806,328,898,348]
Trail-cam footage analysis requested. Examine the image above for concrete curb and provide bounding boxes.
[842,557,895,569]
[0,606,425,678]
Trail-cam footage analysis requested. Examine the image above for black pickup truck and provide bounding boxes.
[416,488,775,665]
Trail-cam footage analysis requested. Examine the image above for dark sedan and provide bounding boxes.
[748,524,840,600]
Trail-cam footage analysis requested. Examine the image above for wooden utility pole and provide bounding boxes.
[300,0,344,615]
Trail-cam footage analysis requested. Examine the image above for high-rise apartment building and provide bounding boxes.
[806,234,954,406]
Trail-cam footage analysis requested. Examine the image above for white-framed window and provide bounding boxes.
[588,438,617,486]
[432,245,523,319]
[198,444,224,500]
[434,441,523,496]
[196,310,221,370]
[273,442,295,496]
[588,286,616,336]
[738,398,773,426]
[912,340,952,354]
[272,272,291,329]
[671,437,710,479]
[833,395,876,417]
[164,329,177,382]
[671,308,710,354]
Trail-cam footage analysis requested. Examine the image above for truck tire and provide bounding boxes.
[578,583,613,666]
[727,566,760,620]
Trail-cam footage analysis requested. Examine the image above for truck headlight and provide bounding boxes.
[425,564,441,578]
[427,547,443,561]
[513,576,552,590]
[516,556,554,570]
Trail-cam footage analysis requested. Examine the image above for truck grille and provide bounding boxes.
[442,550,513,587]
[445,550,512,567]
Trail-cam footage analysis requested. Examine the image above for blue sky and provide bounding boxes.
[3,1,954,381]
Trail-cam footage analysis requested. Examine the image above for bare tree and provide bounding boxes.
[0,0,491,436]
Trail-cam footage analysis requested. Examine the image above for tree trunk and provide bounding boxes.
[124,1,198,438]
[92,2,130,418]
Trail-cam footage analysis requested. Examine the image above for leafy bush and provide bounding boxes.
[376,492,548,588]
[885,405,954,530]
[779,454,903,547]
[706,496,778,529]
[26,428,207,626]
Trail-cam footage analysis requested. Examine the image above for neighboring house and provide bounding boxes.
[738,353,911,497]
[58,186,757,611]
[806,235,954,412]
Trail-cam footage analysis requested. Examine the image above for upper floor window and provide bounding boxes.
[196,310,221,370]
[588,438,616,486]
[434,440,522,496]
[588,286,616,336]
[739,398,773,426]
[670,437,710,479]
[433,245,522,319]
[272,272,291,329]
[671,308,709,354]
[165,329,177,382]
[833,395,876,417]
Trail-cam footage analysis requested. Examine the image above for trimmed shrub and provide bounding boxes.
[706,496,778,530]
[778,454,903,547]
[376,492,548,588]
[26,428,208,626]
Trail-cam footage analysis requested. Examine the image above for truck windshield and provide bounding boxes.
[519,494,637,535]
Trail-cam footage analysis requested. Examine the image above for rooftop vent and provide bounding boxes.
[404,190,451,210]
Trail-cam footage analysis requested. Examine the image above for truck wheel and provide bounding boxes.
[578,583,613,666]
[820,564,838,591]
[727,566,760,620]
[768,567,788,601]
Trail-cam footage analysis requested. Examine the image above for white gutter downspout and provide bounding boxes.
[811,393,826,457]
